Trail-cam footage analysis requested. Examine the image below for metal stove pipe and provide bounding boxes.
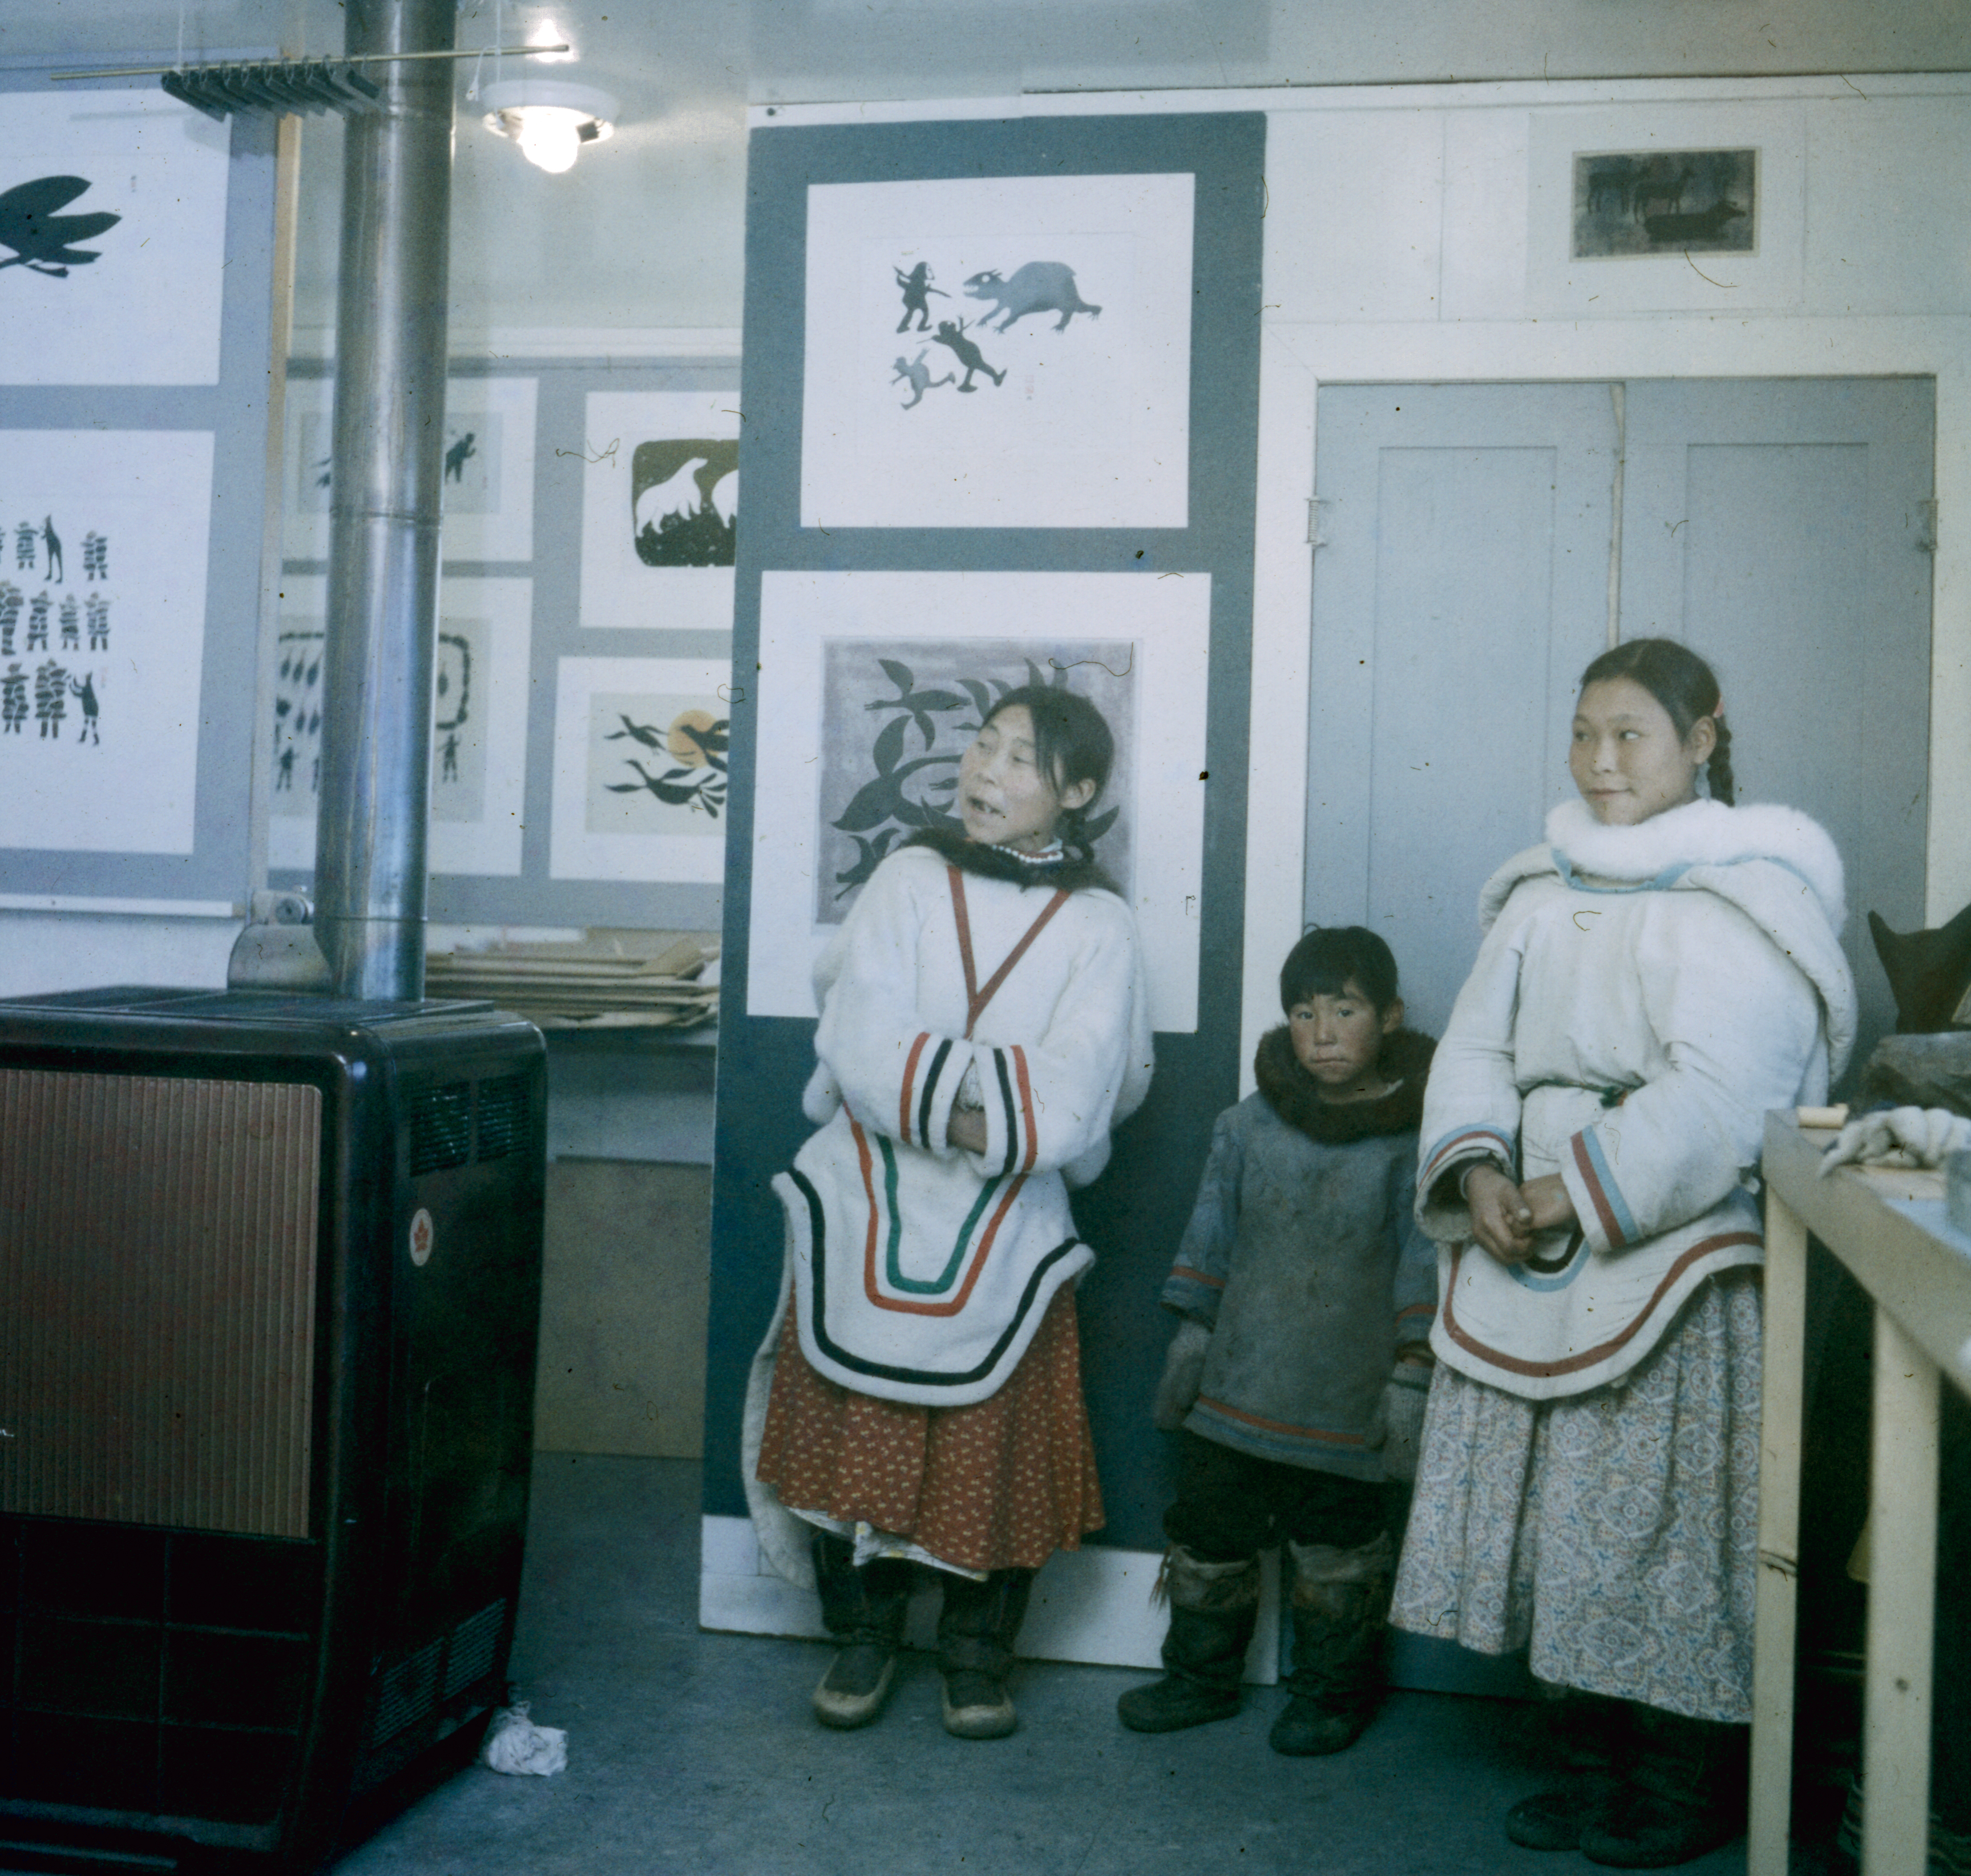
[313,0,455,1001]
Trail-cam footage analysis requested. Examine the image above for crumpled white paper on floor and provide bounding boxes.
[482,1701,568,1776]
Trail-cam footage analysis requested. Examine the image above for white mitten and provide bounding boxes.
[1152,1319,1212,1431]
[1380,1364,1432,1483]
[1821,1105,1971,1174]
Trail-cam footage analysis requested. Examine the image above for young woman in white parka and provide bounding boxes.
[1391,638,1856,1869]
[746,683,1153,1741]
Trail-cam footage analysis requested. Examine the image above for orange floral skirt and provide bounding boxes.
[754,1287,1104,1574]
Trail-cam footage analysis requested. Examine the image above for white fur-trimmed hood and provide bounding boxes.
[1475,794,1857,1080]
[1479,797,1846,934]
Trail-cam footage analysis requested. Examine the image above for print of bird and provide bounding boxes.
[0,176,122,278]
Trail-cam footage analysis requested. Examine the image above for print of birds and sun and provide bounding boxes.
[584,694,729,836]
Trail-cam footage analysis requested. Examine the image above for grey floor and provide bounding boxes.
[328,1454,1755,1876]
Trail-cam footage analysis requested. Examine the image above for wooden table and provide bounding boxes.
[1753,1114,1971,1876]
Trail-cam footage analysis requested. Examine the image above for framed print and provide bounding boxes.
[282,374,538,563]
[1528,103,1803,314]
[549,655,732,884]
[747,569,1208,1032]
[1572,148,1756,258]
[800,172,1195,530]
[0,90,230,388]
[269,575,533,876]
[0,429,213,855]
[578,389,739,631]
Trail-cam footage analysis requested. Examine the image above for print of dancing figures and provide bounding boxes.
[0,507,114,746]
[889,256,1102,413]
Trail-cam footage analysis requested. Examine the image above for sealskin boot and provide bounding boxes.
[1504,1689,1633,1851]
[937,1567,1033,1740]
[1268,1531,1393,1756]
[810,1531,912,1730]
[1116,1546,1262,1733]
[1578,1706,1748,1869]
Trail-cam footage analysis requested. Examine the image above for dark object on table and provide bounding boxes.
[1858,1030,1971,1119]
[1868,901,1971,1033]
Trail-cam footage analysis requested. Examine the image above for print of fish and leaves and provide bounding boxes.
[829,656,1116,898]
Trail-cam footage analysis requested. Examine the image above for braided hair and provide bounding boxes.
[1578,638,1734,806]
[979,683,1116,863]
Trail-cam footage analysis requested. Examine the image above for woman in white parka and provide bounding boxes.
[1391,638,1855,1869]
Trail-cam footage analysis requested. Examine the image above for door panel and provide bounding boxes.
[1621,379,1934,1058]
[1309,377,1932,1072]
[1306,385,1615,1033]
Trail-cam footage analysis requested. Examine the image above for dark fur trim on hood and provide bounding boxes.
[1253,1024,1435,1145]
[904,827,1120,896]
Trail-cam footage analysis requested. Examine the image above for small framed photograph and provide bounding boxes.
[1572,148,1756,258]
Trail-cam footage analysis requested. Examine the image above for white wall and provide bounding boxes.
[765,74,1971,1075]
[9,40,1971,1017]
[1237,74,1971,1078]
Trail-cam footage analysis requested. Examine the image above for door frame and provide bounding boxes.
[1245,325,1960,1089]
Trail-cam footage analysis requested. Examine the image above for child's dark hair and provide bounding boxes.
[1280,925,1400,1016]
[1578,637,1735,806]
[980,683,1116,860]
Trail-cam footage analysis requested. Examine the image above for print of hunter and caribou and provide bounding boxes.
[889,254,1102,413]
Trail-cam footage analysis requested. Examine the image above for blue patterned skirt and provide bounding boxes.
[1391,1269,1762,1722]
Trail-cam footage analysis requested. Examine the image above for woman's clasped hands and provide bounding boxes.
[1463,1166,1578,1266]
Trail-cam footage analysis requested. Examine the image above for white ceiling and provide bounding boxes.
[7,0,1970,335]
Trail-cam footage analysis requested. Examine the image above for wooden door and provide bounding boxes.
[1307,378,1933,1068]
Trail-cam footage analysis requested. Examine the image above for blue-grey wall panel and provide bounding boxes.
[704,111,1265,1549]
[0,69,278,907]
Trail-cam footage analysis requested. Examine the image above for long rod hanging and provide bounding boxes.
[49,43,564,81]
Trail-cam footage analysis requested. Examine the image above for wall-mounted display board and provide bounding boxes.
[270,361,737,931]
[702,111,1266,1562]
[0,70,278,914]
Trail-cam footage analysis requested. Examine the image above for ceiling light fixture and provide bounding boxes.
[479,79,617,174]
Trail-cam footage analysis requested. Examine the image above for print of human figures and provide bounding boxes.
[0,503,113,748]
[270,627,324,807]
[887,253,1104,414]
[272,620,491,822]
[301,413,500,514]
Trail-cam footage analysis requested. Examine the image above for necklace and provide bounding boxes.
[989,838,1064,866]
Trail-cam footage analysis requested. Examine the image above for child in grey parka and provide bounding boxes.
[1117,926,1435,1756]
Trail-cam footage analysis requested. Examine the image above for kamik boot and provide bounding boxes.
[937,1567,1034,1739]
[1503,1688,1632,1850]
[1578,1704,1749,1868]
[1116,1546,1262,1733]
[810,1530,912,1729]
[1269,1530,1394,1756]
